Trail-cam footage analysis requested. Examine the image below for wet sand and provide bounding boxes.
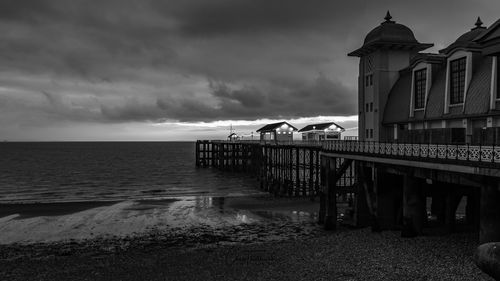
[0,196,493,280]
[0,195,320,244]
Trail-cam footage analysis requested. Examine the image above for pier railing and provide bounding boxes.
[322,140,500,165]
[213,140,323,147]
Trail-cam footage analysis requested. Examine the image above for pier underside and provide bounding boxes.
[196,140,500,244]
[320,152,500,244]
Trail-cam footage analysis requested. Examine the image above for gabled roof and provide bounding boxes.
[439,18,487,55]
[474,18,500,42]
[298,122,345,133]
[474,18,500,55]
[410,53,446,68]
[256,122,297,132]
[228,133,237,138]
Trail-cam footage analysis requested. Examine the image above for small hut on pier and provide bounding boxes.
[227,133,239,141]
[298,122,345,141]
[256,121,297,142]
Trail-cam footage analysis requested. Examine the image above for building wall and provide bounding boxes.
[359,49,413,142]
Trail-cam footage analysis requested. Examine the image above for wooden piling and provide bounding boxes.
[324,157,337,230]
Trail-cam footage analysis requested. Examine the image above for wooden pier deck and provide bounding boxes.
[196,140,356,198]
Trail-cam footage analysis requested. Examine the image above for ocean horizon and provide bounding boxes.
[0,142,264,204]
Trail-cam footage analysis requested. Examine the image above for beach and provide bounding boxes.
[0,195,493,281]
[0,226,492,280]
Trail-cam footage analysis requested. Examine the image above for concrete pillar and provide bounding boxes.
[353,162,371,227]
[444,185,461,234]
[465,190,480,228]
[324,158,337,230]
[431,191,446,223]
[402,174,426,237]
[480,180,500,244]
[376,171,402,230]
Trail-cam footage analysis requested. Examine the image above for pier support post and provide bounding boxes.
[354,162,371,227]
[480,180,500,244]
[402,174,426,237]
[375,170,402,230]
[195,141,200,167]
[324,157,337,230]
[318,155,327,224]
[444,185,461,234]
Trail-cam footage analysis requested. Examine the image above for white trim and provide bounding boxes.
[409,63,431,117]
[445,51,472,113]
[444,59,450,114]
[424,64,432,114]
[492,56,498,109]
[487,116,493,128]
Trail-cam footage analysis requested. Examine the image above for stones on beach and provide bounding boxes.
[474,242,500,280]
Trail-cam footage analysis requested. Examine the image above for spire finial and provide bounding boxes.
[472,16,485,30]
[475,17,483,27]
[384,10,395,23]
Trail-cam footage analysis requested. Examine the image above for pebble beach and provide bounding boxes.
[0,195,493,280]
[0,227,492,281]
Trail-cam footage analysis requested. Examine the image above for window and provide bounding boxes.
[369,129,373,139]
[366,103,369,112]
[497,56,500,99]
[450,57,466,104]
[370,102,373,112]
[365,74,373,87]
[414,68,426,109]
[365,129,369,138]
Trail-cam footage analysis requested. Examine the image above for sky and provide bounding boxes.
[0,0,499,141]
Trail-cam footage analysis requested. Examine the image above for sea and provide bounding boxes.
[0,142,264,204]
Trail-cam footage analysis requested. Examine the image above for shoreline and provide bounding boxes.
[0,227,492,280]
[0,195,320,245]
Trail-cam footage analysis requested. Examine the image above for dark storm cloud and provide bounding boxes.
[150,74,356,122]
[156,0,360,36]
[0,0,498,134]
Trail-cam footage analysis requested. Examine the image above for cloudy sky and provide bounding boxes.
[0,0,499,141]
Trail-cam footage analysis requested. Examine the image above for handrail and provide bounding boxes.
[321,140,500,164]
[200,139,500,165]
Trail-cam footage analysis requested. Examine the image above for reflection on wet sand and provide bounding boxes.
[0,195,320,245]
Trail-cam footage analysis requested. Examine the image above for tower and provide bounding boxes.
[348,12,433,141]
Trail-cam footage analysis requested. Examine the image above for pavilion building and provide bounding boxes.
[256,121,297,142]
[349,12,500,145]
[298,122,345,141]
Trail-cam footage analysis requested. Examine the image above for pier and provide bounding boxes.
[196,140,355,199]
[196,139,500,244]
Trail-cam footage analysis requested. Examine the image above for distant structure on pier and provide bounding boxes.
[256,121,297,142]
[349,12,500,145]
[227,132,239,141]
[298,122,345,141]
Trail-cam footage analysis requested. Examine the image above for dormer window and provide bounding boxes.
[497,56,500,99]
[450,57,466,104]
[414,68,426,109]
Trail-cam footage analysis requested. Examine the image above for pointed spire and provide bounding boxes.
[472,16,485,30]
[383,10,395,24]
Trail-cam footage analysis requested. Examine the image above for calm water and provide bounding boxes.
[0,142,264,203]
